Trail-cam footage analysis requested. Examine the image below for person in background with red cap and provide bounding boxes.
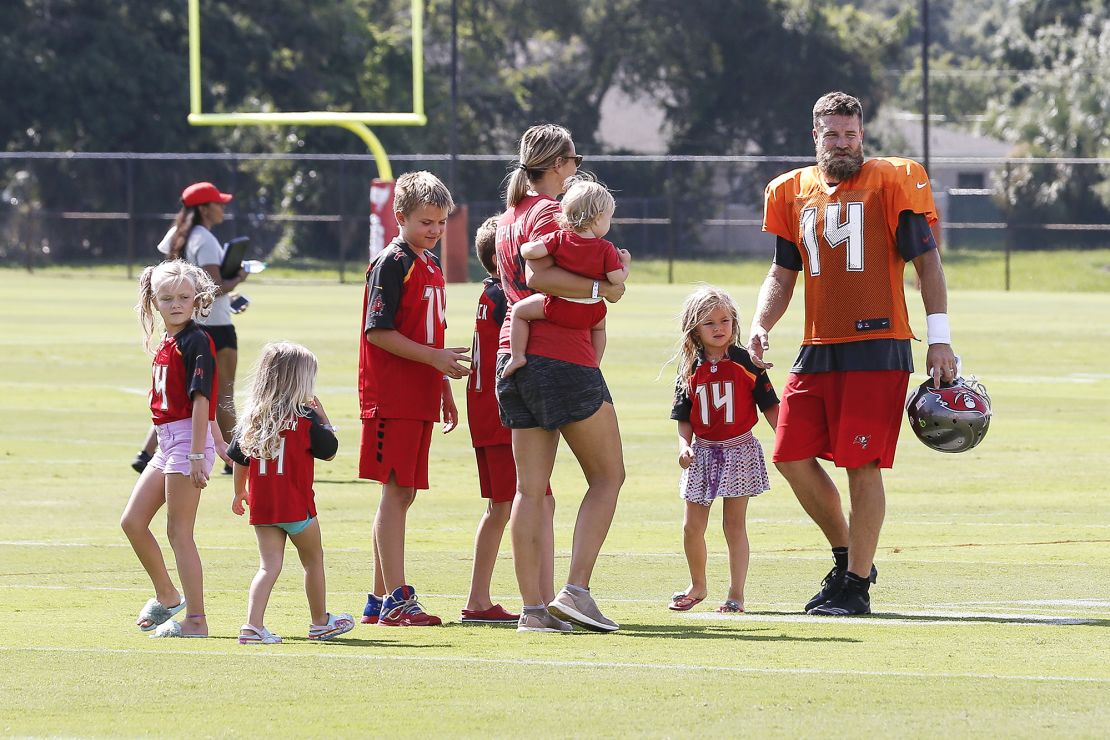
[135,182,248,474]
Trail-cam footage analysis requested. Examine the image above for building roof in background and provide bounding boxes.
[885,113,1012,158]
[596,87,669,154]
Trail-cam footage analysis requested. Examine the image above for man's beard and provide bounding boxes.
[817,146,864,182]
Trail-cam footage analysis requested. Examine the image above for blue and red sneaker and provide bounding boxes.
[361,593,384,625]
[378,585,442,627]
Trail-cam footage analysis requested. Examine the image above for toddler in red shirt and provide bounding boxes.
[500,176,631,377]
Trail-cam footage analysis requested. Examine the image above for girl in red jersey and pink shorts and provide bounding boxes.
[668,286,779,615]
[228,342,354,644]
[122,260,230,638]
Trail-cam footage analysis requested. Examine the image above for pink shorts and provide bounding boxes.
[149,418,215,476]
[772,370,909,469]
[543,296,606,330]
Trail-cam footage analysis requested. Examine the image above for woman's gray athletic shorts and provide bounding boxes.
[496,354,613,431]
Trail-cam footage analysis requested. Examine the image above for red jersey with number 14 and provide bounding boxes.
[763,157,937,345]
[671,346,779,442]
[359,238,446,421]
[149,321,217,425]
[467,277,510,447]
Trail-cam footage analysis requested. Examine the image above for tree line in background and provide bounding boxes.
[2,0,1108,261]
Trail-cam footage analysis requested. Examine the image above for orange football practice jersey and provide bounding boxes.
[763,157,937,345]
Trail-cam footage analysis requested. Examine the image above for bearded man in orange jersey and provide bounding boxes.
[748,91,959,616]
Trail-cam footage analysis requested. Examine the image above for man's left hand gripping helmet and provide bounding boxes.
[906,376,992,453]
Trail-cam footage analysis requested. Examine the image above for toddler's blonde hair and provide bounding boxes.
[235,342,319,461]
[557,175,615,233]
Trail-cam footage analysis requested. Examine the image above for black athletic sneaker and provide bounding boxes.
[222,463,233,475]
[808,581,871,616]
[803,563,878,612]
[131,450,152,474]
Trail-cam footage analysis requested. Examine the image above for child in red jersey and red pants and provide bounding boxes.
[122,260,230,638]
[461,217,555,624]
[228,341,353,644]
[358,172,470,627]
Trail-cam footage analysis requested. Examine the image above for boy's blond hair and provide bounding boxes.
[393,171,455,216]
[474,215,499,276]
[556,175,615,232]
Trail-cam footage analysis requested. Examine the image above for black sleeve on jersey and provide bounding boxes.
[364,248,408,332]
[728,345,780,411]
[487,281,509,326]
[305,409,339,460]
[179,325,216,402]
[226,436,250,466]
[669,374,693,422]
[896,210,938,262]
[772,236,803,272]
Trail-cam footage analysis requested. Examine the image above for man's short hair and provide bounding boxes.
[393,171,455,216]
[474,215,499,276]
[812,91,864,129]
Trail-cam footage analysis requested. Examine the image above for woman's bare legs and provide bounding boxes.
[558,402,625,588]
[509,427,559,606]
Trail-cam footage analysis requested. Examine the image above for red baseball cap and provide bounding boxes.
[181,182,233,207]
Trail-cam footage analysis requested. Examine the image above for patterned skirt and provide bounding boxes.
[680,432,770,506]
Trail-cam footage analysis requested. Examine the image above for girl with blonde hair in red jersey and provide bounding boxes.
[668,286,779,614]
[123,260,230,638]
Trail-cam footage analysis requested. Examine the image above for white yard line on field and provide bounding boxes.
[685,612,1097,627]
[0,645,1106,685]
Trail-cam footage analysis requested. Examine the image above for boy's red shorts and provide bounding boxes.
[474,444,552,503]
[772,370,910,469]
[543,296,606,330]
[359,417,433,489]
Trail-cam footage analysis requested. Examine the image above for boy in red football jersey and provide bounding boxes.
[358,171,470,627]
[461,217,555,624]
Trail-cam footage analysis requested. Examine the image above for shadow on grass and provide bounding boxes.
[616,622,860,643]
[277,636,444,648]
[752,610,1107,627]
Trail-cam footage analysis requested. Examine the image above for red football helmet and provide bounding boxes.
[906,376,992,453]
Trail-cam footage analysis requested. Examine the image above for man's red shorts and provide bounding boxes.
[543,295,606,330]
[359,418,433,489]
[474,443,553,503]
[772,370,910,469]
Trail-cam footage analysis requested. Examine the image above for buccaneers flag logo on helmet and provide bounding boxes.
[906,376,992,453]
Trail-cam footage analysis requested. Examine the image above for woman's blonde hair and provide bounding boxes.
[235,342,319,461]
[504,124,574,209]
[135,260,216,352]
[556,175,615,232]
[671,285,743,391]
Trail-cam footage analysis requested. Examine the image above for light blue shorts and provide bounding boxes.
[261,516,315,536]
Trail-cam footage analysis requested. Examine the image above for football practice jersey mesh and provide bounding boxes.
[764,158,937,345]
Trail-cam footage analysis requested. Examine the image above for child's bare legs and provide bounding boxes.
[164,473,206,636]
[466,500,511,611]
[721,496,751,607]
[373,476,417,593]
[502,294,546,377]
[680,501,711,600]
[121,467,182,628]
[245,526,287,631]
[590,317,606,365]
[289,519,328,625]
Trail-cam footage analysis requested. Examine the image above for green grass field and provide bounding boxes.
[1,268,1107,737]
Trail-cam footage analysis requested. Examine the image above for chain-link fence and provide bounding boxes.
[3,152,1109,283]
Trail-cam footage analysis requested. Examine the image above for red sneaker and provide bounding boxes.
[460,604,520,624]
[378,585,442,627]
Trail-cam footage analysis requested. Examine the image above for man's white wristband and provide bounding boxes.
[926,313,951,345]
[591,281,600,300]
